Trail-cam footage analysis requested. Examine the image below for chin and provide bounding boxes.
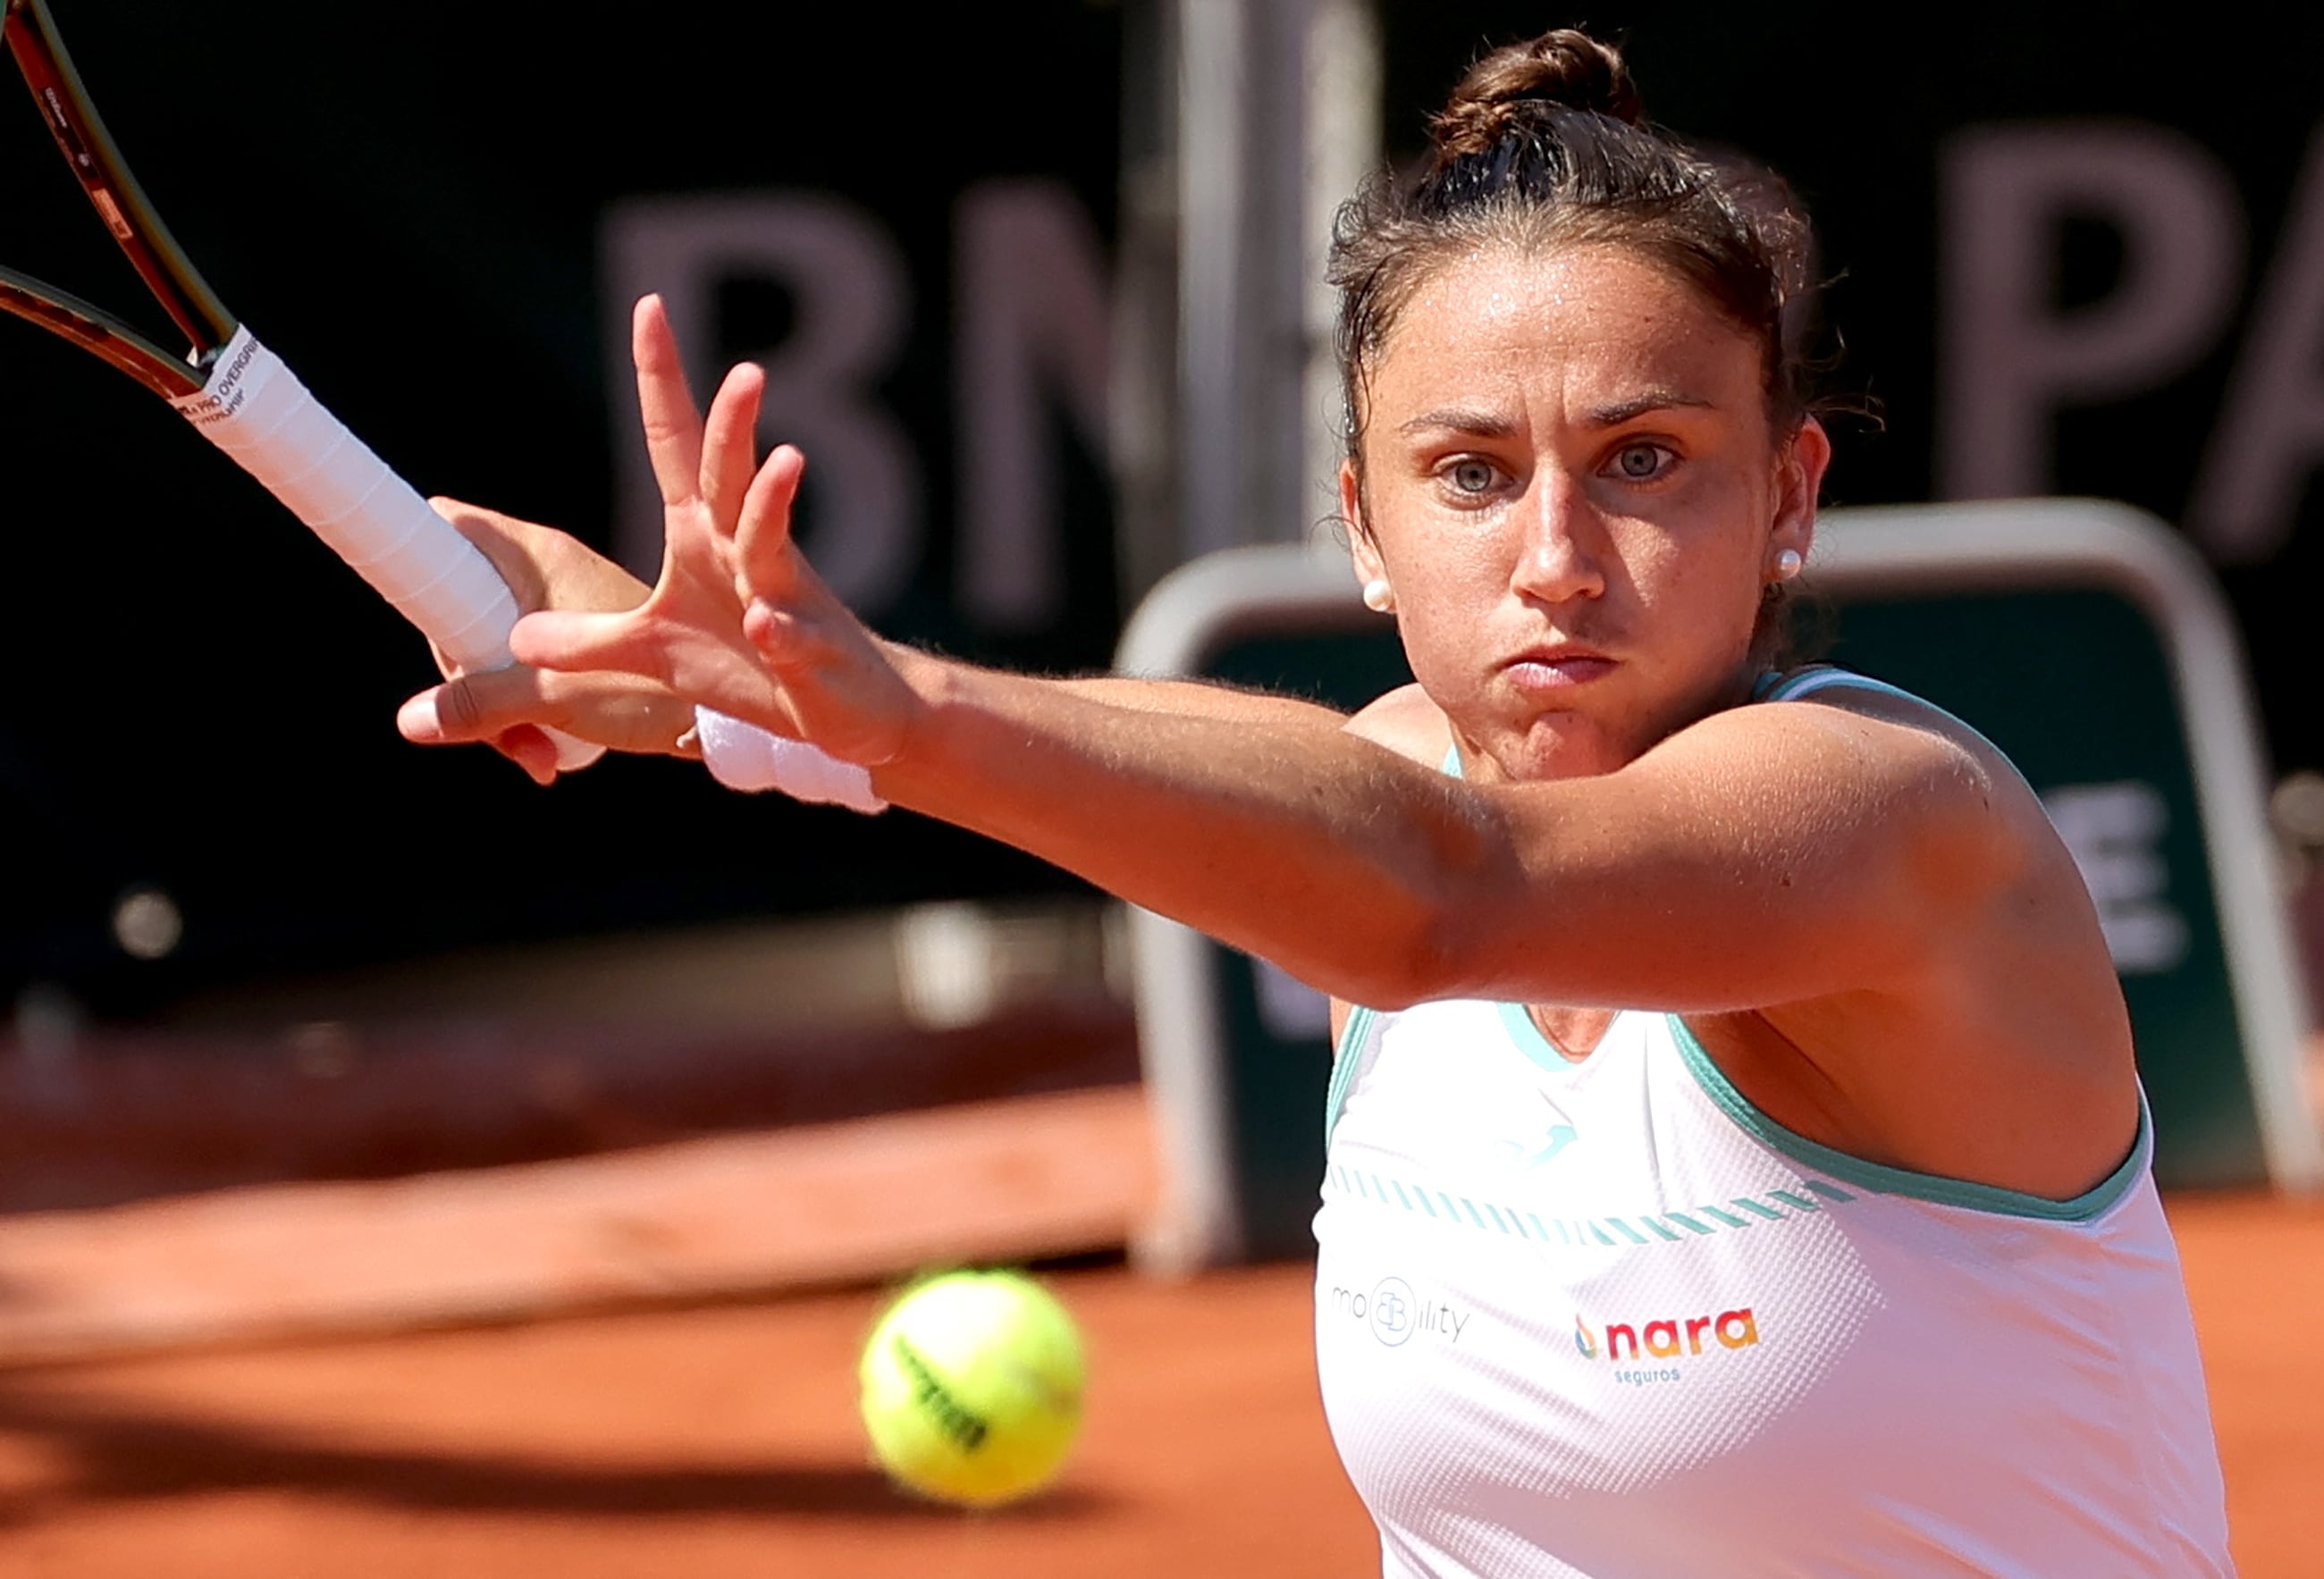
[1499,710,1633,781]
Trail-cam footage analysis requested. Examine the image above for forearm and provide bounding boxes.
[866,654,1998,1016]
[873,655,1493,1005]
[1050,671,1350,728]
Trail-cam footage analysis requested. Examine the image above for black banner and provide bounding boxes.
[11,2,2323,1021]
[1383,3,2324,771]
[0,2,1122,1013]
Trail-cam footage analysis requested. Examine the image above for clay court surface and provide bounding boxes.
[0,1193,2311,1575]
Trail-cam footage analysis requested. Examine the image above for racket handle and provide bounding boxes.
[169,326,602,771]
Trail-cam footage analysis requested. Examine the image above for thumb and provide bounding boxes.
[399,670,565,785]
[400,667,554,745]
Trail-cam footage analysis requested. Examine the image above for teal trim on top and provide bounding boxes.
[1667,1014,2150,1222]
[1496,1001,1573,1074]
[1755,665,2034,789]
[1762,664,1974,727]
[1325,1004,1377,1144]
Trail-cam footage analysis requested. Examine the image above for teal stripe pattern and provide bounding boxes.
[1322,1162,1857,1247]
[1667,1014,2151,1222]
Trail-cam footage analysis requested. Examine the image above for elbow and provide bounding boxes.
[1322,770,1513,1011]
[1361,790,1520,1009]
[1338,873,1490,1012]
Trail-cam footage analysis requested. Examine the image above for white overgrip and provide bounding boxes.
[171,326,517,671]
[171,326,602,770]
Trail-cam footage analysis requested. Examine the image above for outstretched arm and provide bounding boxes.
[861,662,2008,1012]
[515,298,2023,1013]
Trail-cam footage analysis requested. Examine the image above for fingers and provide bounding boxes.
[699,361,767,529]
[428,495,549,612]
[633,295,706,509]
[400,662,701,776]
[736,445,807,603]
[509,608,666,681]
[494,725,563,785]
[400,667,560,745]
[425,497,653,618]
[398,676,561,785]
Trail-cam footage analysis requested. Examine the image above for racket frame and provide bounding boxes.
[1,0,234,395]
[1,0,610,771]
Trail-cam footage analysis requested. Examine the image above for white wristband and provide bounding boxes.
[694,708,886,813]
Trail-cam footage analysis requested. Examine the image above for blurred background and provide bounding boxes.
[0,0,2322,1551]
[4,0,2320,1211]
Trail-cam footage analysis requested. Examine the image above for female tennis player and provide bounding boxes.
[402,28,2231,1575]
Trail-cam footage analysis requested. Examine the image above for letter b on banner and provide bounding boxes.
[601,194,921,611]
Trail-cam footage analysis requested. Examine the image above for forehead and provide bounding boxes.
[1369,243,1764,419]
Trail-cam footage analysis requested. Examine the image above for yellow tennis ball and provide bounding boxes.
[857,1268,1086,1508]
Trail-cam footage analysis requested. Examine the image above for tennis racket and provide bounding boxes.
[0,0,601,769]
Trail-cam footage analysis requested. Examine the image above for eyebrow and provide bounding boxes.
[1395,390,1718,439]
[1397,407,1519,438]
[1584,390,1716,427]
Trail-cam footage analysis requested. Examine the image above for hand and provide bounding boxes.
[509,295,930,771]
[395,500,701,784]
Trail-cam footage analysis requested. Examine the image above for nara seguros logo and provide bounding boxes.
[1575,1306,1761,1362]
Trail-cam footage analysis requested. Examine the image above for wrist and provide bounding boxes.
[879,639,964,752]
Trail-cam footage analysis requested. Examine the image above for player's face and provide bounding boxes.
[1345,242,1828,781]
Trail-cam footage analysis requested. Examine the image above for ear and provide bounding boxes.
[1342,458,1387,586]
[1771,417,1831,566]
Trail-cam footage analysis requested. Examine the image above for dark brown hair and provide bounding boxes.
[1329,29,1823,462]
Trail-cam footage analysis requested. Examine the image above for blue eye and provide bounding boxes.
[1612,442,1673,481]
[1448,459,1497,493]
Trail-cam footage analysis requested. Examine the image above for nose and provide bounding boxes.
[1511,467,1606,607]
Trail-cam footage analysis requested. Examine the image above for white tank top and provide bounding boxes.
[1312,670,2232,1578]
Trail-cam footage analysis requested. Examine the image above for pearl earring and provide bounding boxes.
[1772,549,1804,583]
[1361,578,1396,613]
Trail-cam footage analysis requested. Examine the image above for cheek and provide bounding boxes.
[1618,521,1762,656]
[1375,503,1509,606]
[1627,457,1775,604]
[1376,535,1508,693]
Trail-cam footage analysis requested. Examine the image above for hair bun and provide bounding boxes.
[1429,29,1642,166]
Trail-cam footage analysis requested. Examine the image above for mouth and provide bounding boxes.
[1501,644,1616,690]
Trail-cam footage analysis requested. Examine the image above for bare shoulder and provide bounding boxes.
[1752,681,2047,845]
[1662,683,2135,1194]
[1661,685,2122,1055]
[1650,683,2034,835]
[1344,683,1452,768]
[1602,682,2055,929]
